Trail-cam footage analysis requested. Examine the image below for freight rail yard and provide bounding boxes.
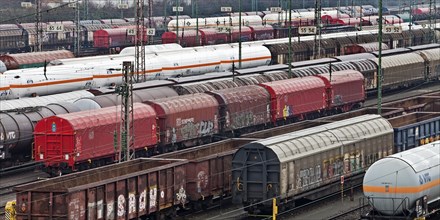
[1,0,440,220]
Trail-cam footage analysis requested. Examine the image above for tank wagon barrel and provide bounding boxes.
[363,141,440,218]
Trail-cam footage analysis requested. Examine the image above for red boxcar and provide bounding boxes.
[199,28,229,45]
[93,27,148,48]
[207,85,271,134]
[321,14,350,24]
[259,77,327,122]
[145,93,219,147]
[162,30,203,47]
[343,42,389,55]
[249,25,274,41]
[316,70,366,111]
[230,26,253,42]
[34,103,157,170]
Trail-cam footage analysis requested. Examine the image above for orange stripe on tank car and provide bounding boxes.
[92,74,123,78]
[9,77,94,88]
[162,62,221,71]
[0,86,10,90]
[221,56,272,63]
[363,178,440,194]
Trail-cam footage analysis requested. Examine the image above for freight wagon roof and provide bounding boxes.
[147,93,218,116]
[334,53,376,61]
[290,58,338,68]
[94,28,131,35]
[415,48,440,62]
[259,76,326,95]
[371,48,411,57]
[370,53,425,68]
[48,103,155,131]
[318,70,364,84]
[386,141,440,173]
[348,42,389,53]
[0,28,24,37]
[167,72,234,83]
[207,85,269,105]
[14,159,187,192]
[0,90,94,111]
[407,43,440,51]
[249,115,393,163]
[0,50,74,70]
[235,64,288,75]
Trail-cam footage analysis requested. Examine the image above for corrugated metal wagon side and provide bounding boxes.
[207,85,271,136]
[145,93,219,150]
[389,112,440,152]
[232,115,394,212]
[15,159,188,220]
[155,139,254,208]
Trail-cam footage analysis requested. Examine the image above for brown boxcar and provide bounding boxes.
[34,103,157,170]
[155,139,254,206]
[207,85,271,134]
[144,93,219,148]
[15,159,188,220]
[259,77,327,122]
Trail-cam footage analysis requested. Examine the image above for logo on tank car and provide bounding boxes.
[419,173,432,185]
[52,122,57,132]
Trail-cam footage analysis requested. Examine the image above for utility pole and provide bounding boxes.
[135,0,146,82]
[148,0,153,44]
[378,0,383,115]
[288,0,292,78]
[120,61,135,162]
[175,0,180,44]
[195,0,199,46]
[239,0,242,68]
[429,0,434,43]
[84,0,89,20]
[35,0,42,52]
[74,1,81,56]
[410,0,413,30]
[313,0,322,59]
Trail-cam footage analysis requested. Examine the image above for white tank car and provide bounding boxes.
[0,60,6,73]
[363,141,440,216]
[50,44,183,66]
[0,44,271,99]
[167,15,263,31]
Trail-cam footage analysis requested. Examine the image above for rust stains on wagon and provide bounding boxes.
[14,159,187,220]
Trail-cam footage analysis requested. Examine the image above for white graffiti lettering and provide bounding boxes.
[87,202,96,219]
[128,193,136,214]
[176,186,187,205]
[139,190,146,212]
[106,202,114,219]
[199,121,214,135]
[197,171,208,193]
[149,186,157,209]
[97,200,103,219]
[68,198,81,220]
[117,195,125,217]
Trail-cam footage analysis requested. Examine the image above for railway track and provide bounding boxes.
[0,163,49,217]
[1,83,439,219]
